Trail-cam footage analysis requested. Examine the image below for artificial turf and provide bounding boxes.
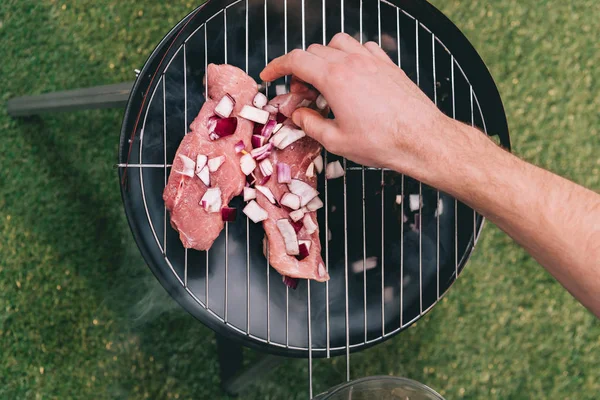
[1,0,598,399]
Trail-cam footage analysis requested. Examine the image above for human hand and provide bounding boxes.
[260,32,467,188]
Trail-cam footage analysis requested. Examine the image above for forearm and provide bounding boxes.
[413,120,600,316]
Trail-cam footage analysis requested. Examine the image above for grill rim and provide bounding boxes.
[118,0,510,359]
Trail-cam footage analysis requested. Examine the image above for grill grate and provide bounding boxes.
[118,0,509,397]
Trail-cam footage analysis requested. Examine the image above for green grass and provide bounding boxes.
[1,0,598,399]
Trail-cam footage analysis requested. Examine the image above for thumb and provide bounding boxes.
[292,108,339,148]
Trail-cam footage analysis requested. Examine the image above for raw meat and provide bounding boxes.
[256,92,329,282]
[163,64,257,250]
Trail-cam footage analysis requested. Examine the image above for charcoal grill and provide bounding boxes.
[8,0,510,397]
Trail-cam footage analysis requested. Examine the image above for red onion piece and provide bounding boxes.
[263,104,279,115]
[259,159,273,177]
[282,275,299,290]
[271,126,306,150]
[234,140,246,154]
[221,207,237,222]
[178,154,196,178]
[240,153,257,175]
[195,154,208,176]
[275,112,287,124]
[214,94,235,118]
[253,92,268,109]
[306,196,323,212]
[239,105,270,124]
[289,208,305,222]
[259,175,271,185]
[250,143,273,161]
[280,193,300,210]
[296,241,311,260]
[210,117,238,139]
[208,156,225,172]
[351,256,378,274]
[435,198,444,217]
[303,214,318,235]
[277,163,291,184]
[395,195,403,205]
[306,162,315,178]
[290,219,304,233]
[277,219,299,255]
[253,122,265,136]
[200,188,222,213]
[313,155,324,174]
[252,135,267,149]
[255,185,276,204]
[243,200,269,223]
[261,120,278,139]
[316,94,328,110]
[325,160,345,179]
[243,187,256,201]
[409,194,421,211]
[196,166,210,187]
[275,84,288,95]
[288,179,319,207]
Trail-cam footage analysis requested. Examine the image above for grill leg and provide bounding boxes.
[216,335,284,396]
[6,81,135,117]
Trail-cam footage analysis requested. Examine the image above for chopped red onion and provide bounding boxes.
[271,126,306,150]
[435,198,444,217]
[221,207,237,222]
[277,163,291,184]
[178,154,195,177]
[273,123,283,134]
[239,105,269,124]
[306,196,323,212]
[214,94,235,118]
[259,159,273,177]
[313,155,323,174]
[210,117,238,139]
[351,256,378,274]
[296,240,311,260]
[261,120,278,139]
[280,193,301,210]
[409,194,421,211]
[234,140,246,154]
[243,200,269,223]
[253,122,264,136]
[252,135,267,149]
[325,161,345,179]
[195,154,208,176]
[316,94,328,110]
[282,275,299,290]
[318,263,327,279]
[275,84,288,95]
[255,185,276,204]
[243,187,256,201]
[250,143,274,161]
[240,153,257,175]
[306,162,315,178]
[288,179,319,207]
[275,112,287,124]
[276,219,299,255]
[296,99,312,109]
[395,195,403,205]
[290,219,304,233]
[208,156,225,172]
[263,104,279,115]
[253,92,268,109]
[259,175,271,185]
[303,214,318,235]
[200,188,221,213]
[197,166,210,187]
[289,208,305,222]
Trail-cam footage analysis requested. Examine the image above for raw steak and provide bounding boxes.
[163,64,257,250]
[256,92,329,282]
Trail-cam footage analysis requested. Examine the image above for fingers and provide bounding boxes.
[328,32,370,55]
[364,41,396,66]
[291,108,341,151]
[260,49,327,86]
[306,43,346,62]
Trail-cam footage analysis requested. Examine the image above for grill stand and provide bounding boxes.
[6,82,134,117]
